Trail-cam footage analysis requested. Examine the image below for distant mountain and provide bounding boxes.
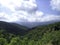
[16,21,60,28]
[0,21,29,35]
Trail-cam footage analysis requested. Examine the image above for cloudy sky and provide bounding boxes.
[0,0,60,23]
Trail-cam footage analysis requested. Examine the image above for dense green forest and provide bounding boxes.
[0,21,60,45]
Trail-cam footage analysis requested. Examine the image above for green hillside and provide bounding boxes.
[0,21,28,35]
[0,21,60,45]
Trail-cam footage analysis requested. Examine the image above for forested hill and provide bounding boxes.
[31,22,60,30]
[0,21,60,45]
[0,21,28,35]
[25,22,60,39]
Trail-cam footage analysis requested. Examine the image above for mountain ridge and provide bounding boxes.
[0,21,60,45]
[0,21,29,35]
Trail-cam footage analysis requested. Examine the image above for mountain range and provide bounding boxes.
[0,21,60,45]
[0,21,29,35]
[0,21,60,35]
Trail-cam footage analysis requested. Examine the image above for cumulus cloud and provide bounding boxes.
[0,12,60,22]
[0,11,44,22]
[0,0,37,12]
[50,0,60,11]
[0,0,60,23]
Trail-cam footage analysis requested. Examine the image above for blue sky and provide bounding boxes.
[37,0,60,15]
[0,0,60,23]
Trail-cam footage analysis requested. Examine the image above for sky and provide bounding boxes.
[0,0,60,23]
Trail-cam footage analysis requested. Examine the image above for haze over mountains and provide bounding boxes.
[0,20,60,28]
[10,20,60,28]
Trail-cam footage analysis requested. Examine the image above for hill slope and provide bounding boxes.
[25,22,60,39]
[0,21,28,35]
[0,21,60,45]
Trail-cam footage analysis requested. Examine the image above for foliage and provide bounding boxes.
[0,22,60,45]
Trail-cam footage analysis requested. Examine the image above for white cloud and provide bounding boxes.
[50,0,60,11]
[0,12,60,22]
[0,12,19,22]
[0,11,44,22]
[0,0,60,23]
[0,0,37,12]
[39,15,60,22]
